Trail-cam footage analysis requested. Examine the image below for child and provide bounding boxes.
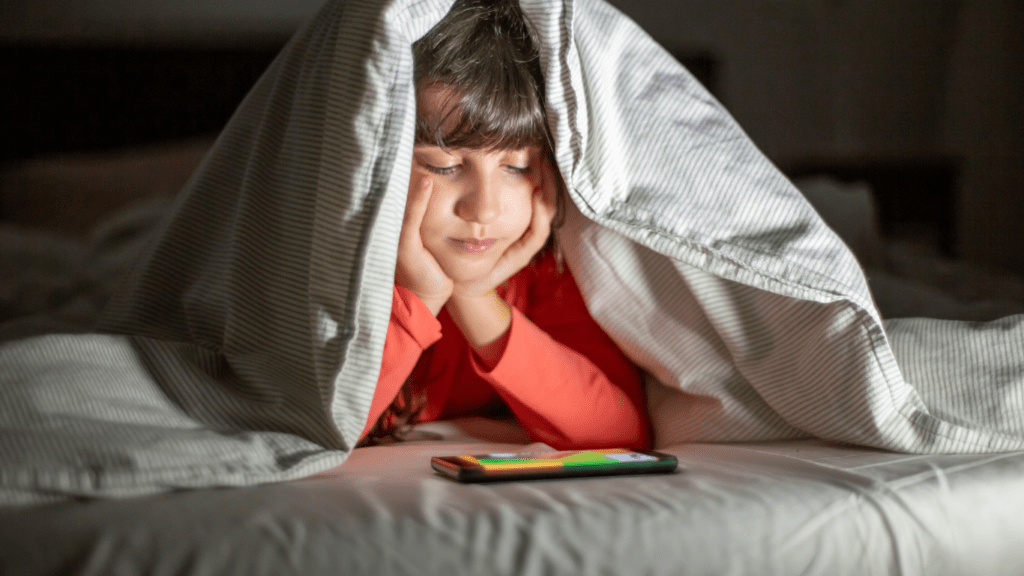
[358,0,652,450]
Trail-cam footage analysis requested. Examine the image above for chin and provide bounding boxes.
[441,258,499,285]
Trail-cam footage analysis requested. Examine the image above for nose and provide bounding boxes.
[455,173,501,225]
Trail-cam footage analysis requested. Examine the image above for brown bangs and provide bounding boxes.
[415,82,548,151]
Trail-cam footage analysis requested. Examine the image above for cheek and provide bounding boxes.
[501,187,534,231]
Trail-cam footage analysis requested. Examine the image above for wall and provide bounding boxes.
[0,0,324,41]
[606,0,1023,273]
[605,1,959,158]
[939,0,1024,272]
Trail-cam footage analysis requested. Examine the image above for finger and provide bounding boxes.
[400,178,432,247]
[517,182,555,251]
[501,171,558,257]
[533,182,557,233]
[404,177,432,223]
[539,155,561,213]
[484,200,551,286]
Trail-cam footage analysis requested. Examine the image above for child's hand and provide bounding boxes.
[450,157,559,300]
[396,178,453,316]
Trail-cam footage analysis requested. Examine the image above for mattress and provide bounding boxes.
[2,420,1023,576]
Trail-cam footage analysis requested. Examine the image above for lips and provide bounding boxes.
[451,237,497,253]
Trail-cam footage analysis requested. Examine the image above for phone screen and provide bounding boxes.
[431,448,679,482]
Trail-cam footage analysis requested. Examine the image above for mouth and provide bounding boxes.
[450,237,498,253]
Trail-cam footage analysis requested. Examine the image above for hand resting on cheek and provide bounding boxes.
[395,148,560,368]
[395,177,454,317]
[448,154,559,299]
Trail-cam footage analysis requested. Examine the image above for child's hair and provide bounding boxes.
[359,0,556,448]
[413,0,551,152]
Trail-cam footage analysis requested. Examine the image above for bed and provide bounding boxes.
[3,1,1024,574]
[3,421,1024,576]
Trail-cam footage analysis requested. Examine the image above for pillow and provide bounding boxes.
[0,138,210,236]
[794,176,886,270]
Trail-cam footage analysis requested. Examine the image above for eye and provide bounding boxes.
[422,163,458,175]
[504,164,530,175]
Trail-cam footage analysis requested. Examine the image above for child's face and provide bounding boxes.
[409,85,546,284]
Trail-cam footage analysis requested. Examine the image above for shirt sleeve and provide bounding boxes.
[469,274,652,450]
[359,285,443,441]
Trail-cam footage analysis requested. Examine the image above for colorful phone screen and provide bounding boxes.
[431,448,678,482]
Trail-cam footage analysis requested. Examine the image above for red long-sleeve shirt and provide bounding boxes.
[361,253,652,450]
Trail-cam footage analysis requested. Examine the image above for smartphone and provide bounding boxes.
[430,448,679,482]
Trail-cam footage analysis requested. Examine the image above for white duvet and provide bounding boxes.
[2,0,1024,503]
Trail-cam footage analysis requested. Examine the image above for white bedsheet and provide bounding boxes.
[2,424,1022,576]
